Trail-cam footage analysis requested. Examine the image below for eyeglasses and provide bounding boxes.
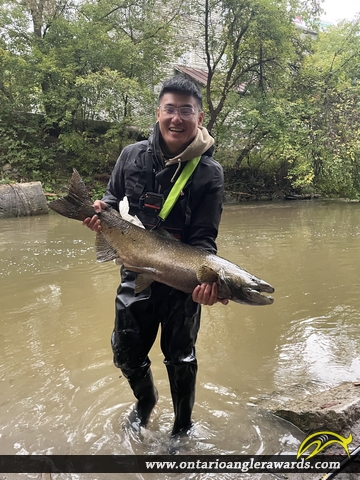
[159,105,197,120]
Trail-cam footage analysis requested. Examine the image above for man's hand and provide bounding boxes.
[82,200,107,233]
[192,282,229,306]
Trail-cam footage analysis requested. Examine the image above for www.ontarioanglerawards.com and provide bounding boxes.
[1,454,353,474]
[144,456,341,473]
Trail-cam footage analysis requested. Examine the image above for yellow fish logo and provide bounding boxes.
[297,431,353,459]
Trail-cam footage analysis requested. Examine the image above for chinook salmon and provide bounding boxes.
[48,170,274,306]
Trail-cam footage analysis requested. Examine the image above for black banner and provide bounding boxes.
[1,454,360,474]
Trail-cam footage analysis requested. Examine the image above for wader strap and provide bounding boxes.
[129,147,154,215]
[158,156,201,222]
[145,147,154,191]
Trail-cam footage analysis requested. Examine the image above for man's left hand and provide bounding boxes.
[192,282,229,306]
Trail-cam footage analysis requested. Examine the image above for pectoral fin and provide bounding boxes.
[197,265,220,284]
[95,233,119,263]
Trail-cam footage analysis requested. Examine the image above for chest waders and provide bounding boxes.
[112,157,201,437]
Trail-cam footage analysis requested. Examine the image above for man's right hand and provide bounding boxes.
[192,282,229,306]
[82,200,107,233]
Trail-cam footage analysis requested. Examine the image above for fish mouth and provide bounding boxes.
[239,288,274,306]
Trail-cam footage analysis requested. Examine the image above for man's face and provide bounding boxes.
[157,92,204,156]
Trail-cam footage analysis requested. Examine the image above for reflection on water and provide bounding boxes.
[1,200,360,477]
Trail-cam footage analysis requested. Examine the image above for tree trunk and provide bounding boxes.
[0,182,49,218]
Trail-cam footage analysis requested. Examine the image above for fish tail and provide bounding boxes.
[48,169,95,221]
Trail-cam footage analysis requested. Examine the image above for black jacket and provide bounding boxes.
[102,133,224,254]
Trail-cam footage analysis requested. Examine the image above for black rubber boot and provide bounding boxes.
[128,369,158,428]
[166,363,197,436]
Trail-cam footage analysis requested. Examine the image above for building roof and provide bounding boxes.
[174,65,208,86]
[174,64,248,94]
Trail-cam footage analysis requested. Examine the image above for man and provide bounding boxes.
[84,75,227,437]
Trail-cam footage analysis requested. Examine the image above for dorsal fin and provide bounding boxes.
[153,227,179,241]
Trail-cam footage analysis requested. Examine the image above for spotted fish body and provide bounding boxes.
[49,170,275,306]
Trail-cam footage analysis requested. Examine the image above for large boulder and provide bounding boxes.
[265,382,360,433]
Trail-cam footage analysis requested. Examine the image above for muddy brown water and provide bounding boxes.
[1,200,360,479]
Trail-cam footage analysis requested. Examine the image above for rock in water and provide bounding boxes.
[268,382,360,433]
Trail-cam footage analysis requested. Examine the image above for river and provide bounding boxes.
[1,200,360,478]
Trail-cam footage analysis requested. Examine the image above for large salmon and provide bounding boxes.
[48,170,274,305]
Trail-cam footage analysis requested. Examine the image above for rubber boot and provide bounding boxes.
[166,363,197,436]
[128,369,158,428]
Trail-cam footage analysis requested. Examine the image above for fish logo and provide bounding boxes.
[297,431,353,459]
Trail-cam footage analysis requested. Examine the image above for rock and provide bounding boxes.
[267,382,360,433]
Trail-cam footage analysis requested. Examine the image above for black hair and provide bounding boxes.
[158,75,203,109]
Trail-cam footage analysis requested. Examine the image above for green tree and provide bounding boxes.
[285,19,360,197]
[0,0,183,180]
[187,0,321,132]
[180,0,321,196]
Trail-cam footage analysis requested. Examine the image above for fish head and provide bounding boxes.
[221,269,275,306]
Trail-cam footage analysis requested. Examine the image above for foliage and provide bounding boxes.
[183,0,324,196]
[1,0,360,199]
[185,0,360,198]
[284,20,360,197]
[0,0,183,180]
